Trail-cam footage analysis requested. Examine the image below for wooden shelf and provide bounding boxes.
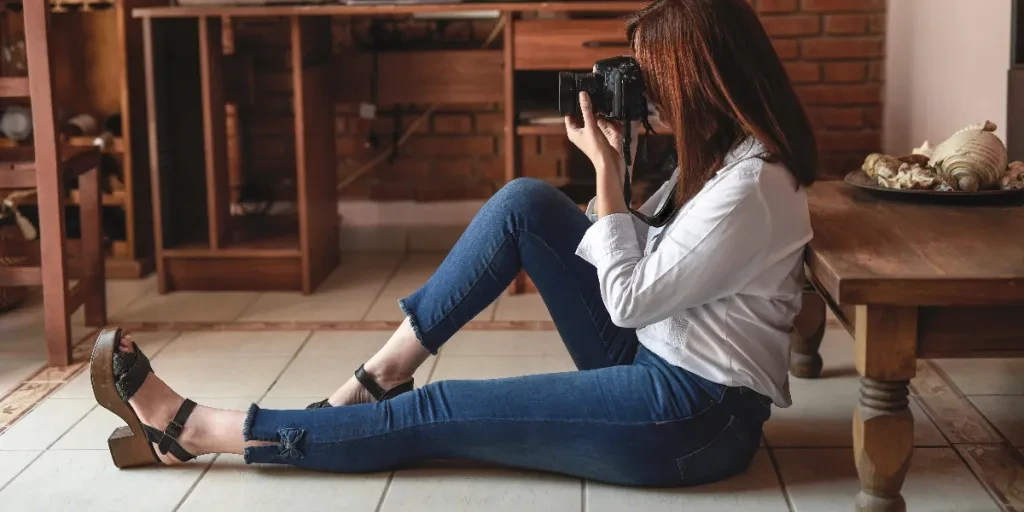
[163,233,301,259]
[134,1,649,19]
[67,135,125,153]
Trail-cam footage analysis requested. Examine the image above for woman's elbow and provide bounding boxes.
[606,302,652,329]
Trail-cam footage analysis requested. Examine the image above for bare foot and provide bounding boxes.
[120,336,206,464]
[324,365,412,407]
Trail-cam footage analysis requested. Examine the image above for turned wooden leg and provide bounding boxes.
[852,306,918,512]
[790,287,826,378]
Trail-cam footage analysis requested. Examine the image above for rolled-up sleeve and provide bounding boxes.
[575,175,770,329]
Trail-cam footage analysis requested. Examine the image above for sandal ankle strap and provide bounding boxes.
[354,364,414,401]
[142,399,198,462]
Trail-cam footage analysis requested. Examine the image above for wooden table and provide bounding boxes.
[792,182,1024,512]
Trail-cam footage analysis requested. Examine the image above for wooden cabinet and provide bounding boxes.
[513,20,631,71]
[0,0,161,278]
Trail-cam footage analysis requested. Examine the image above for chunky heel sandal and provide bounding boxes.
[305,364,414,409]
[90,328,198,468]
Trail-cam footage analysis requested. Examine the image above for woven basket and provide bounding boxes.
[0,221,31,313]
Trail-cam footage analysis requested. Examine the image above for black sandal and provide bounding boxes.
[305,364,414,409]
[90,328,198,468]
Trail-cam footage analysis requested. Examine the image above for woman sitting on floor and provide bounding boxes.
[89,0,816,488]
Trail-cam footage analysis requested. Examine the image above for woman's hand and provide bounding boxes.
[565,92,620,172]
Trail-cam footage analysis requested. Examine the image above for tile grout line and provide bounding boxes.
[763,440,797,512]
[360,252,412,322]
[0,449,45,495]
[580,478,586,512]
[374,472,396,512]
[172,330,317,511]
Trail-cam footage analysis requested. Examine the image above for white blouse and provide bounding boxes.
[576,138,812,407]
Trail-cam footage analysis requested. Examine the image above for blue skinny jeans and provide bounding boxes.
[243,178,772,487]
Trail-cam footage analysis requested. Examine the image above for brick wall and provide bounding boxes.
[238,0,886,202]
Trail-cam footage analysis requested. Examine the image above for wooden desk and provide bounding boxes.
[134,1,648,293]
[793,182,1024,512]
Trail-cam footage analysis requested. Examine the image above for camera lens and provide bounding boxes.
[558,72,578,116]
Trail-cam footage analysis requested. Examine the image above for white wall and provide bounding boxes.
[884,0,1013,154]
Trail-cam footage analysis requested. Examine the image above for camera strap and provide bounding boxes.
[621,119,680,228]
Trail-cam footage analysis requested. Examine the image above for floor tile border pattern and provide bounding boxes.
[911,359,1024,511]
[0,328,101,436]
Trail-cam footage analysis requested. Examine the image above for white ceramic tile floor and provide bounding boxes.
[0,449,212,511]
[968,395,1024,446]
[0,254,1019,511]
[237,253,404,322]
[775,447,997,512]
[0,450,40,489]
[382,468,581,512]
[0,398,95,450]
[114,290,260,323]
[179,454,391,512]
[933,358,1024,396]
[492,293,551,322]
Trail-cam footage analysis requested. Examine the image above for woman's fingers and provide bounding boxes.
[579,92,597,127]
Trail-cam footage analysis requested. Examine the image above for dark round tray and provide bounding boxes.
[844,170,1024,204]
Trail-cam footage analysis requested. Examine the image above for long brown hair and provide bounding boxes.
[626,0,817,206]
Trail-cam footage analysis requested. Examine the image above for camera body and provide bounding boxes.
[558,56,649,122]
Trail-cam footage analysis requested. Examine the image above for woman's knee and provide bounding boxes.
[490,178,572,219]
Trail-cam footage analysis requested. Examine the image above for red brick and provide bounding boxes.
[824,14,870,34]
[864,106,882,128]
[334,117,349,135]
[387,157,432,179]
[432,113,473,134]
[800,0,885,13]
[796,84,881,105]
[868,60,885,82]
[403,136,495,156]
[818,153,870,178]
[522,153,564,181]
[417,181,496,201]
[758,0,798,13]
[801,38,884,60]
[438,157,475,177]
[869,14,886,34]
[824,62,867,82]
[817,131,881,152]
[401,113,431,134]
[476,112,506,133]
[760,15,821,37]
[771,39,800,60]
[816,107,864,128]
[477,156,507,181]
[336,136,367,157]
[784,62,822,84]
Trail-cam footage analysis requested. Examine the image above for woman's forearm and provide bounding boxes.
[595,160,629,218]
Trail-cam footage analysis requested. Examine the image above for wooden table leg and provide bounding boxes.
[852,305,917,512]
[790,286,826,378]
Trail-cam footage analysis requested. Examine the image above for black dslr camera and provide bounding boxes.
[558,56,655,169]
[558,56,651,131]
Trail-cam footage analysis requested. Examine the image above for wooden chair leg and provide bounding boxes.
[80,167,107,327]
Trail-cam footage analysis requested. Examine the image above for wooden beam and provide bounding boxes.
[0,77,30,98]
[198,16,229,250]
[0,266,43,287]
